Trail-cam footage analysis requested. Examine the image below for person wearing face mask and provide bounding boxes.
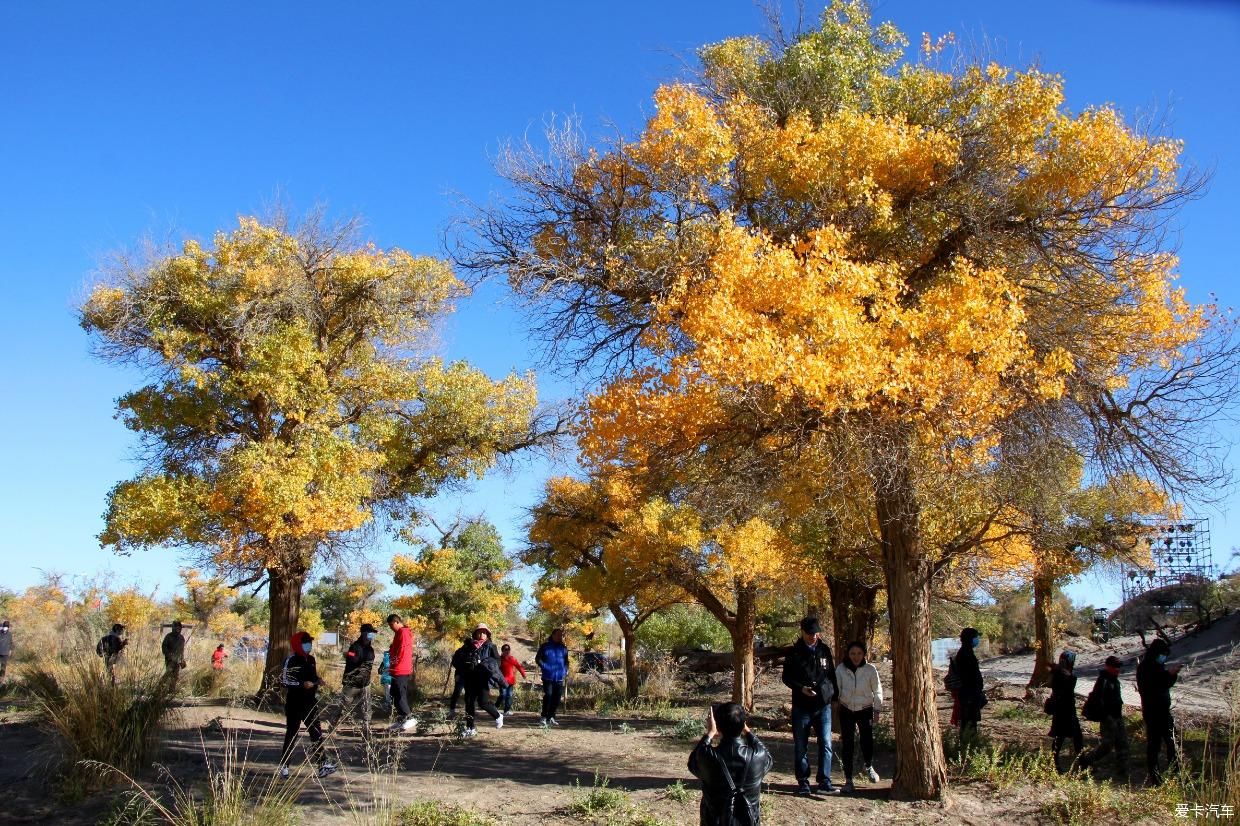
[834,640,883,793]
[336,623,379,735]
[462,623,504,736]
[1047,650,1083,771]
[1136,638,1181,785]
[279,630,337,779]
[1079,655,1128,774]
[953,627,986,740]
[0,620,12,681]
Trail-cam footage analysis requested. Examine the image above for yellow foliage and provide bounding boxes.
[106,588,159,630]
[206,611,246,644]
[298,607,325,639]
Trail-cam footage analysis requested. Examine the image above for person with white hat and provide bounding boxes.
[461,623,504,736]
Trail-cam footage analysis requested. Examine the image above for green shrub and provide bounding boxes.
[663,780,692,803]
[393,800,496,826]
[635,605,731,655]
[567,773,630,818]
[659,714,704,741]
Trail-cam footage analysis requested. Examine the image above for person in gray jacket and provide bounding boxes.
[834,640,883,792]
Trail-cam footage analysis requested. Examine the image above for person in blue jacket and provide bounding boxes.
[535,627,569,728]
[379,650,393,715]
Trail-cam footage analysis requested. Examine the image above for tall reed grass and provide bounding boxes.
[25,651,176,794]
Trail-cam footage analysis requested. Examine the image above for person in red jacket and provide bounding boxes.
[386,613,417,732]
[211,644,228,670]
[498,643,526,714]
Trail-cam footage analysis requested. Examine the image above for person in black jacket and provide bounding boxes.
[688,703,773,826]
[447,634,473,718]
[335,623,377,735]
[954,627,986,740]
[0,620,12,681]
[1136,638,1181,785]
[1079,655,1128,773]
[279,630,337,779]
[462,623,504,736]
[1047,650,1083,771]
[781,616,840,796]
[98,623,128,685]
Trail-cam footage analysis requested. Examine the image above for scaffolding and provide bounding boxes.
[1120,516,1216,605]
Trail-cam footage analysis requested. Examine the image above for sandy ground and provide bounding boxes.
[0,678,1154,826]
[979,611,1240,721]
[3,624,1226,826]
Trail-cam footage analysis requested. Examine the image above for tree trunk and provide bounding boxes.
[609,603,640,700]
[730,585,757,710]
[261,564,308,698]
[874,435,947,801]
[826,573,880,661]
[1028,571,1055,688]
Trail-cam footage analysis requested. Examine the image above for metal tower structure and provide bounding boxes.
[1120,516,1216,604]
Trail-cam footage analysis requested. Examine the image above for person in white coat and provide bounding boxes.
[835,640,883,792]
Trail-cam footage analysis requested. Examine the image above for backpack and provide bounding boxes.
[462,645,483,671]
[1081,682,1104,723]
[943,657,962,691]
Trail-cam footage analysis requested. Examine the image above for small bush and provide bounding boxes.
[995,703,1044,722]
[394,800,496,826]
[663,779,692,803]
[659,714,704,742]
[567,773,630,818]
[25,655,176,794]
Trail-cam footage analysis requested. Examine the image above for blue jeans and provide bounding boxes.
[792,705,834,786]
[499,684,514,713]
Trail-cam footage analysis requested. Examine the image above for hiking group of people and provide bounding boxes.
[1042,636,1184,786]
[688,618,1188,825]
[276,614,573,778]
[93,620,191,687]
[7,602,1186,822]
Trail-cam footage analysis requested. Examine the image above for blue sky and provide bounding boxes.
[1,1,1237,610]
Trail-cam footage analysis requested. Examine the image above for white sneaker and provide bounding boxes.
[549,717,559,726]
[401,717,418,732]
[462,727,478,737]
[317,761,338,778]
[538,718,549,729]
[279,765,290,779]
[866,765,880,783]
[495,713,504,729]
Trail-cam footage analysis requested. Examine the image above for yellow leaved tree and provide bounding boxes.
[467,1,1234,798]
[82,213,546,690]
[527,474,681,698]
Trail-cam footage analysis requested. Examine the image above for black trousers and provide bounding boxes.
[448,672,465,712]
[391,674,412,720]
[541,679,564,720]
[465,681,500,728]
[839,706,874,775]
[281,695,324,767]
[1143,708,1177,781]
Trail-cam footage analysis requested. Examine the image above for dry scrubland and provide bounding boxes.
[0,626,1235,826]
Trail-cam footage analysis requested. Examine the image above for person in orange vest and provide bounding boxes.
[212,644,229,670]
